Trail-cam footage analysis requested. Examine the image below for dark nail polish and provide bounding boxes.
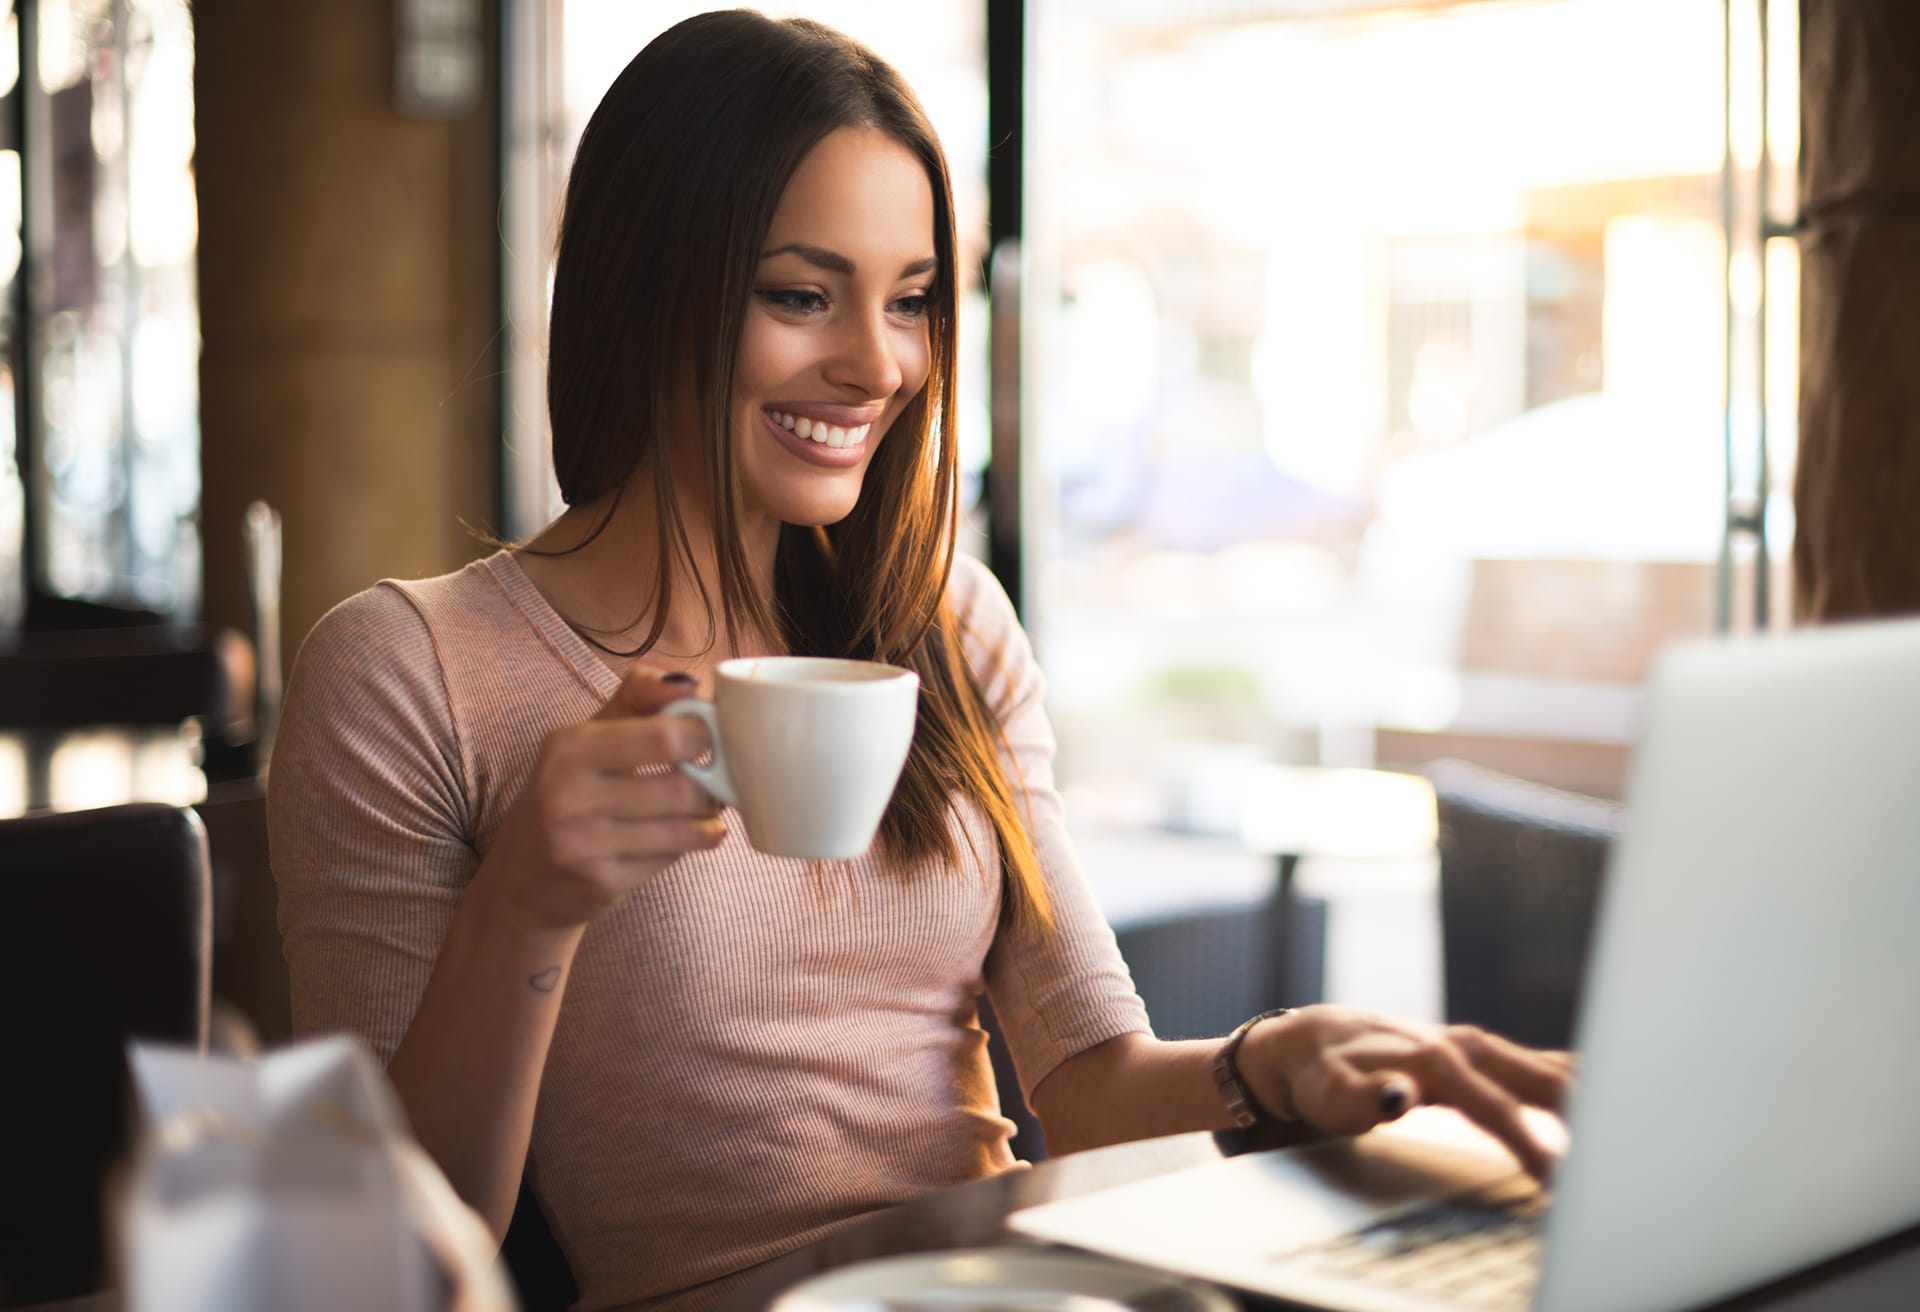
[1378,1084,1409,1118]
[663,672,697,686]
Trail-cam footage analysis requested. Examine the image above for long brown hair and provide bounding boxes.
[545,11,1051,931]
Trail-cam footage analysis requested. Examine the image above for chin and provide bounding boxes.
[755,474,869,529]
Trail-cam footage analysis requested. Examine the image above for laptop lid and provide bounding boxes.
[1535,617,1920,1311]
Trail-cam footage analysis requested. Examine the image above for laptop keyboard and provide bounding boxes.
[1300,1193,1549,1310]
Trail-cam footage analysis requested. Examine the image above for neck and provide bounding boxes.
[521,464,782,663]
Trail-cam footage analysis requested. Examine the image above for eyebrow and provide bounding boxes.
[760,242,938,279]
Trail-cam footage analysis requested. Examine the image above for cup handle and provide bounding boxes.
[660,698,738,807]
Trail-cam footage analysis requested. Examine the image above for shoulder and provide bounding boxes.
[273,566,506,838]
[944,551,1040,716]
[279,585,453,789]
[293,582,436,694]
[287,555,518,730]
[382,553,522,638]
[293,555,512,686]
[946,551,1021,652]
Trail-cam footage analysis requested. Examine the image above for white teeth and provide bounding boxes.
[768,411,873,447]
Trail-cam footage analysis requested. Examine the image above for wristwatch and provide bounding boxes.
[1212,1008,1297,1127]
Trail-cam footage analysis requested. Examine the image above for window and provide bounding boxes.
[1021,0,1796,1012]
[1,0,200,627]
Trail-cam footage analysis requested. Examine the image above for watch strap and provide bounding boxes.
[1212,1007,1297,1128]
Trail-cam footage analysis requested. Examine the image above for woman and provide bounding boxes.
[270,11,1570,1311]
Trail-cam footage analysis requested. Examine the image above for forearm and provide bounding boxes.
[1028,1032,1237,1155]
[1034,1009,1572,1179]
[385,864,586,1242]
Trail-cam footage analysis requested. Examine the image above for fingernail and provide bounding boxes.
[663,672,696,687]
[1378,1083,1409,1118]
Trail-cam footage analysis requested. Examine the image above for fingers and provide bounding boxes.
[503,670,730,929]
[595,664,703,721]
[564,707,713,774]
[552,814,729,870]
[1343,1039,1555,1180]
[531,706,726,857]
[561,766,722,822]
[1441,1026,1575,1113]
[1274,1010,1571,1182]
[1293,1053,1422,1137]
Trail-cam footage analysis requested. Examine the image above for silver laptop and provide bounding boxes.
[1013,617,1920,1311]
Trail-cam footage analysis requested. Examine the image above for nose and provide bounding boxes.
[823,306,904,399]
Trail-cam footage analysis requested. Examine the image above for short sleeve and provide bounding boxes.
[950,555,1151,1102]
[268,584,477,1066]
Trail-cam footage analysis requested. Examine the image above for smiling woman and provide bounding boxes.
[733,128,937,522]
[270,13,1112,1309]
[267,11,1573,1312]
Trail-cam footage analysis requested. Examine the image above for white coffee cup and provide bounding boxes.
[662,656,920,859]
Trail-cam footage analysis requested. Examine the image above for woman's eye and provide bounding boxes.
[756,288,829,315]
[890,292,933,321]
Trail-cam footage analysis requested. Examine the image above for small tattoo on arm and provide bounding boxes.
[528,965,562,994]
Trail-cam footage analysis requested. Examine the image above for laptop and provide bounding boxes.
[1012,617,1920,1311]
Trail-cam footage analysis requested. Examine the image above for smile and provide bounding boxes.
[766,409,873,450]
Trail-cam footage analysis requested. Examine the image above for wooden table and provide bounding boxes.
[724,1125,1920,1311]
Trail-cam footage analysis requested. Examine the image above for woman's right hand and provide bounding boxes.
[1238,1006,1574,1180]
[480,666,727,930]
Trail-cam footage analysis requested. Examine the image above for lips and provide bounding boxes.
[760,408,873,467]
[766,408,873,449]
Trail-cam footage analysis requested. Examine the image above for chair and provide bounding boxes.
[1115,898,1322,1038]
[1429,759,1619,1050]
[0,624,260,782]
[0,804,211,1307]
[977,994,1047,1162]
[501,1177,579,1312]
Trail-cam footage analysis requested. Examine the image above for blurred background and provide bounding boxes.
[2,0,1910,1035]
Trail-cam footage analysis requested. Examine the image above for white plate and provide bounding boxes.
[770,1247,1238,1311]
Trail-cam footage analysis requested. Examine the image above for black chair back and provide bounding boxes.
[1431,759,1619,1050]
[502,1177,579,1312]
[0,625,259,781]
[0,803,211,1306]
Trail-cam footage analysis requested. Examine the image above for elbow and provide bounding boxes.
[1027,1032,1146,1156]
[1033,1115,1107,1158]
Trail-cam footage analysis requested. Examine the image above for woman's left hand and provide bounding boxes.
[1236,1006,1575,1180]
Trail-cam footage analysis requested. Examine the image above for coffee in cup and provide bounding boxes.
[662,656,920,859]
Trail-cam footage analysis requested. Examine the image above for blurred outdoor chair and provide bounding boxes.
[1429,758,1620,1050]
[1115,900,1308,1040]
[964,896,1314,1172]
[0,803,211,1307]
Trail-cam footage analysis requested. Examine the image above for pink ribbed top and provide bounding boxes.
[268,551,1149,1311]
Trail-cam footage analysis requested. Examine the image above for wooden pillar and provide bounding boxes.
[194,0,500,679]
[1795,1,1920,621]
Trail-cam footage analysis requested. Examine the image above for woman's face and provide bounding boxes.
[728,125,937,529]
